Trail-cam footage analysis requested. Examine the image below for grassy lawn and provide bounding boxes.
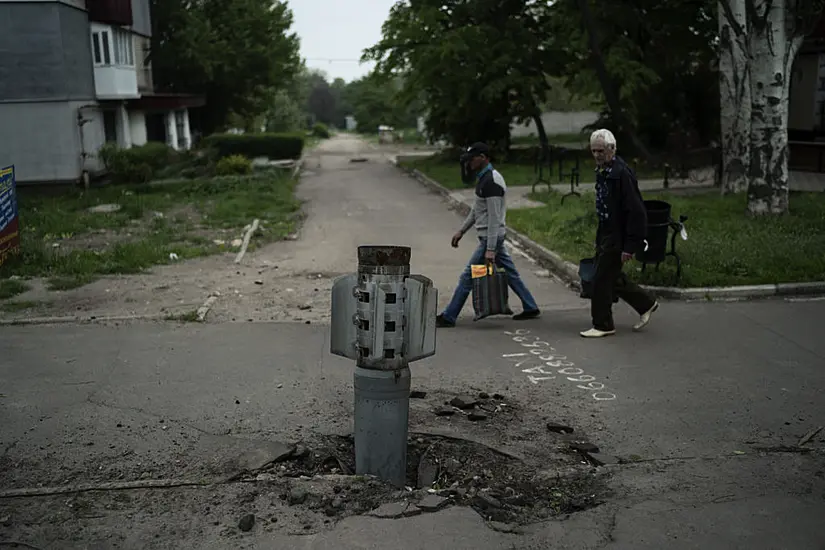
[0,171,301,291]
[401,152,667,191]
[507,190,825,288]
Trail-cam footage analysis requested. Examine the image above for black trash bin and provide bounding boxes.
[636,200,671,264]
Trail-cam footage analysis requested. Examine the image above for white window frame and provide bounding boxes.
[91,30,112,66]
[91,27,134,67]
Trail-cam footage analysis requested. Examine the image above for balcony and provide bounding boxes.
[87,0,133,27]
[91,24,139,99]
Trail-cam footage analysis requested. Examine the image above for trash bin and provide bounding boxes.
[636,200,671,264]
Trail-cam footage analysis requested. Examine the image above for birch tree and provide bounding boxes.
[719,0,823,214]
[718,0,751,194]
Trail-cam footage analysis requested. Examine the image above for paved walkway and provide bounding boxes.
[2,135,824,549]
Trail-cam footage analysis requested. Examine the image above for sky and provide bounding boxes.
[289,0,398,83]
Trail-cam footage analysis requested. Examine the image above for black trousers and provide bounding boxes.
[591,244,656,331]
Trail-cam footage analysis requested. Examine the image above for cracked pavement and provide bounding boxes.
[1,135,824,549]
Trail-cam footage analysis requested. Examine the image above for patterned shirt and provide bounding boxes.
[595,164,612,223]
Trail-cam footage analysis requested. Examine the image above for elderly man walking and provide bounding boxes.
[582,129,658,338]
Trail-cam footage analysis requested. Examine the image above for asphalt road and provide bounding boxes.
[1,135,823,549]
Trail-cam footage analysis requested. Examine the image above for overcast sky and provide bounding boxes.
[290,0,397,82]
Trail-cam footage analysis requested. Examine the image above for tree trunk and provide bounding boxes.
[575,0,653,161]
[531,111,551,160]
[717,0,751,194]
[746,0,803,215]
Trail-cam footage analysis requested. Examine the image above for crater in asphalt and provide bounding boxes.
[254,433,609,526]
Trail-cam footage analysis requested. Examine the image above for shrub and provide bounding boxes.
[201,133,304,161]
[312,122,331,139]
[215,154,253,176]
[98,142,178,184]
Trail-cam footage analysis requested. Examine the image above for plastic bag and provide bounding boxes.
[471,264,514,321]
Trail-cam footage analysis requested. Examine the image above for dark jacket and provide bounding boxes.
[594,156,647,254]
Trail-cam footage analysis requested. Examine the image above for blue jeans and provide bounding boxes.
[441,236,539,323]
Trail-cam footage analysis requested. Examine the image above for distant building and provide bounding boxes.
[0,0,205,185]
[345,115,357,131]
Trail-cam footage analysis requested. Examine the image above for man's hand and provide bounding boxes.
[484,250,496,263]
[451,232,463,248]
[621,252,634,263]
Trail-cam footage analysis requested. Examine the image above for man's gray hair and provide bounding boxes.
[590,129,617,150]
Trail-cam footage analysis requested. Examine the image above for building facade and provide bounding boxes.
[0,0,205,184]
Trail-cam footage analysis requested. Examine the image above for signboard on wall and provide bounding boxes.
[0,165,20,267]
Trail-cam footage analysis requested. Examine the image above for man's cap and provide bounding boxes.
[466,142,490,157]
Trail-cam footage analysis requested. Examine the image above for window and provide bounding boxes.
[91,28,134,67]
[113,28,134,66]
[91,30,111,65]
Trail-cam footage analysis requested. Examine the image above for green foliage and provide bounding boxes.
[264,89,306,133]
[202,133,305,160]
[215,155,253,176]
[546,0,719,153]
[98,142,178,184]
[312,122,331,139]
[343,73,418,134]
[507,191,825,287]
[149,0,302,134]
[0,279,30,300]
[363,0,566,150]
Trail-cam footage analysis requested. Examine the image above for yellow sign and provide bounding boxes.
[471,264,492,279]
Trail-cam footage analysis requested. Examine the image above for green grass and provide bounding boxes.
[0,299,44,313]
[507,190,825,287]
[401,151,667,191]
[0,172,301,290]
[511,132,590,146]
[0,279,30,299]
[164,310,200,322]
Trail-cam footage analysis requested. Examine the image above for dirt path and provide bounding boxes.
[2,135,582,323]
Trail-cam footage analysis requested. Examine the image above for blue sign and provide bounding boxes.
[0,165,20,266]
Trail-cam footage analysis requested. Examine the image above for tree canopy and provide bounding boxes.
[149,0,302,134]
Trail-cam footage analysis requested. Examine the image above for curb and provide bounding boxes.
[0,313,167,326]
[394,160,825,301]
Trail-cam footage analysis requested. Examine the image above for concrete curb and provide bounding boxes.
[0,313,168,326]
[393,159,825,301]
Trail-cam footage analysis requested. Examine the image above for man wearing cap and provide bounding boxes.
[582,129,658,338]
[436,142,540,328]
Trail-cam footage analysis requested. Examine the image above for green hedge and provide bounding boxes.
[98,142,178,184]
[202,133,305,160]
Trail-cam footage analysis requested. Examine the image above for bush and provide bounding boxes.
[312,122,331,139]
[215,155,253,176]
[201,133,304,160]
[98,142,178,184]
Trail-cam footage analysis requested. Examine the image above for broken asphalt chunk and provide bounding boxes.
[585,452,620,466]
[433,407,456,417]
[449,396,478,410]
[546,422,574,434]
[410,390,427,399]
[417,495,449,512]
[238,514,255,532]
[237,441,296,472]
[368,502,414,519]
[468,412,488,421]
[570,442,600,454]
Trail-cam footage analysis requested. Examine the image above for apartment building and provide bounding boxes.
[0,0,205,184]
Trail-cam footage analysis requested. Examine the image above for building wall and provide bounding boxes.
[789,53,820,132]
[0,2,95,101]
[0,101,105,183]
[130,0,151,37]
[510,111,600,138]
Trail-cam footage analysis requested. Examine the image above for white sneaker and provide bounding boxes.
[580,328,616,338]
[633,302,659,332]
